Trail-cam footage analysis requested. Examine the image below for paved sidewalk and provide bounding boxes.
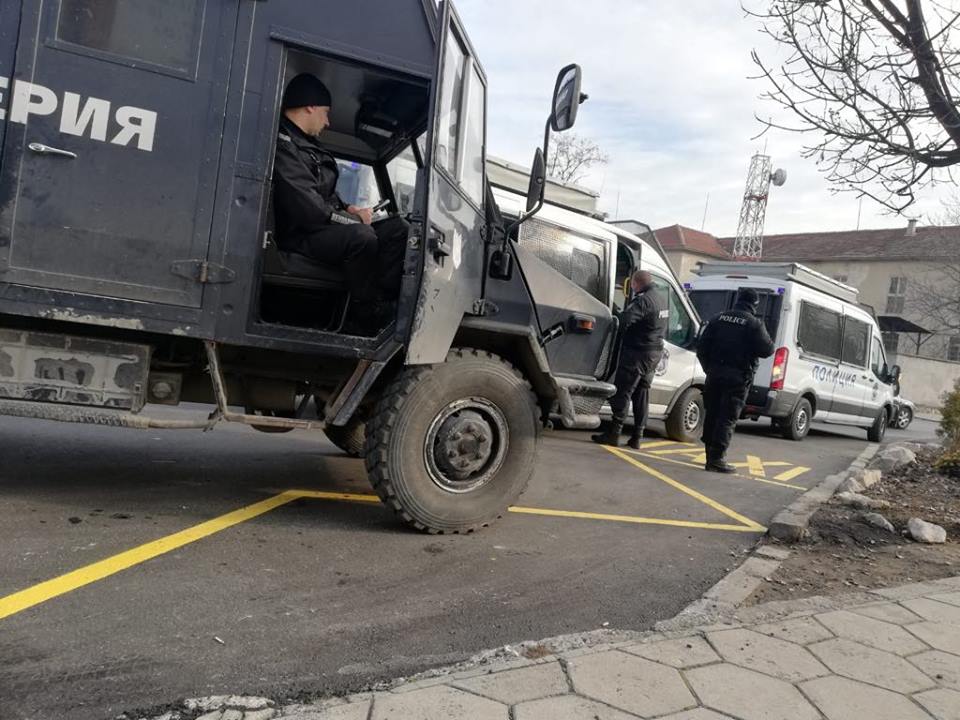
[149,575,960,720]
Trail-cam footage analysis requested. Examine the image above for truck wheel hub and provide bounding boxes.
[425,400,508,493]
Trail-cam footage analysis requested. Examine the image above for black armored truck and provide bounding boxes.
[0,0,618,532]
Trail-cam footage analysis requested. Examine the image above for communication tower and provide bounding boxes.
[733,153,787,259]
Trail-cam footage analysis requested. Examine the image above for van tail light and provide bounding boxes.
[771,347,789,390]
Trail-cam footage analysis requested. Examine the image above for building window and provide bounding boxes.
[949,336,960,362]
[834,274,849,284]
[886,276,907,314]
[882,331,900,354]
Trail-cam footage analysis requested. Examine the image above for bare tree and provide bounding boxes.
[749,0,960,211]
[547,134,609,184]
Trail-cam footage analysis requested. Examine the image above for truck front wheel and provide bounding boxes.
[325,418,366,457]
[364,348,539,533]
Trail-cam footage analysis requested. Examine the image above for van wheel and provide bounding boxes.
[867,407,888,442]
[782,398,812,441]
[325,419,366,458]
[665,388,704,442]
[894,406,913,429]
[365,349,539,534]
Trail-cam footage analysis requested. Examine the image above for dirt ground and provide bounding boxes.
[747,445,960,605]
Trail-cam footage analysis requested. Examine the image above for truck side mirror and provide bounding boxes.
[526,148,546,212]
[551,64,584,132]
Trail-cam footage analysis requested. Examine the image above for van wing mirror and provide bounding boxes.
[526,147,546,212]
[551,64,584,132]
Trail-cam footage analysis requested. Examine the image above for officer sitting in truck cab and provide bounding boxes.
[273,74,408,335]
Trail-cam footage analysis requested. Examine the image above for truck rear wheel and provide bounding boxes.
[325,419,366,458]
[664,388,704,443]
[364,348,539,534]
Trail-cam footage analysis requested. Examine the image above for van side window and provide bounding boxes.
[797,301,842,360]
[871,336,886,378]
[57,0,204,74]
[519,218,605,302]
[841,316,870,368]
[652,276,695,348]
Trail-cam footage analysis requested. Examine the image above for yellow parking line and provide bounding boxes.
[0,491,301,622]
[0,482,768,622]
[775,466,812,482]
[603,447,767,533]
[637,440,685,450]
[619,447,806,490]
[508,506,759,532]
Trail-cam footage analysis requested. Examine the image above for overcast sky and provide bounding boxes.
[456,0,953,237]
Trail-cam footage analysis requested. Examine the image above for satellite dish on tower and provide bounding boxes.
[771,168,787,187]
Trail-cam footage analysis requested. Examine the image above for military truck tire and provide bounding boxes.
[364,348,539,534]
[325,420,366,458]
[665,388,704,443]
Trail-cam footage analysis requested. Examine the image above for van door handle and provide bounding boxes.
[28,143,77,159]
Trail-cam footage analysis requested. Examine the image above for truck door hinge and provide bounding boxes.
[171,260,237,285]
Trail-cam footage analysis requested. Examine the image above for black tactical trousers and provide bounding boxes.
[701,373,750,459]
[610,348,663,429]
[299,217,408,303]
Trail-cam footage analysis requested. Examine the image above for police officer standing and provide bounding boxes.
[273,74,408,334]
[593,270,668,449]
[696,288,775,473]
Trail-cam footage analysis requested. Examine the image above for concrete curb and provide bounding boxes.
[767,442,880,542]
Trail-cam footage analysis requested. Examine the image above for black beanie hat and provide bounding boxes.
[737,288,760,308]
[283,74,332,110]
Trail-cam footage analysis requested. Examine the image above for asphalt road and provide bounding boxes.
[0,411,940,720]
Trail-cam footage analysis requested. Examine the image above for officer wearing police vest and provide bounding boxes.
[696,288,775,473]
[593,270,668,449]
[273,74,408,334]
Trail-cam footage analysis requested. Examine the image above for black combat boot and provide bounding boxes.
[627,427,644,450]
[705,448,736,474]
[592,421,623,447]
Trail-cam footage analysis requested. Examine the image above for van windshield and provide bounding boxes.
[689,288,782,341]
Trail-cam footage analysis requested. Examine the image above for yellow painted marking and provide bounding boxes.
[0,491,301,622]
[508,506,759,532]
[637,440,685,450]
[0,481,769,622]
[603,447,767,533]
[620,447,805,490]
[649,446,704,456]
[746,455,766,477]
[774,466,812,482]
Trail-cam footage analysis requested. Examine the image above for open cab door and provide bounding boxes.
[405,0,488,364]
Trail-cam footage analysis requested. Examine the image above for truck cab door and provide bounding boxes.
[406,0,488,364]
[0,0,236,308]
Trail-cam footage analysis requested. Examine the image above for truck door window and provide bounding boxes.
[436,31,467,179]
[841,316,870,368]
[387,145,419,215]
[652,276,695,348]
[335,161,381,209]
[613,243,635,311]
[57,0,204,74]
[519,218,606,302]
[798,301,842,361]
[460,65,486,206]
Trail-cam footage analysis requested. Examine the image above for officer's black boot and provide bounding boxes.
[592,421,623,447]
[705,448,736,474]
[627,427,644,450]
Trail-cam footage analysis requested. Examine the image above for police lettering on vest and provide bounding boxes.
[0,76,157,152]
[718,314,748,325]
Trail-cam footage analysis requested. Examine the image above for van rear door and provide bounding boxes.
[0,1,236,308]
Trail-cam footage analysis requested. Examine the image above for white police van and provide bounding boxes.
[687,262,900,442]
[492,188,706,441]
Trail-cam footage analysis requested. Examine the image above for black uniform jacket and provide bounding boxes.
[696,301,775,383]
[620,284,668,353]
[273,116,347,251]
